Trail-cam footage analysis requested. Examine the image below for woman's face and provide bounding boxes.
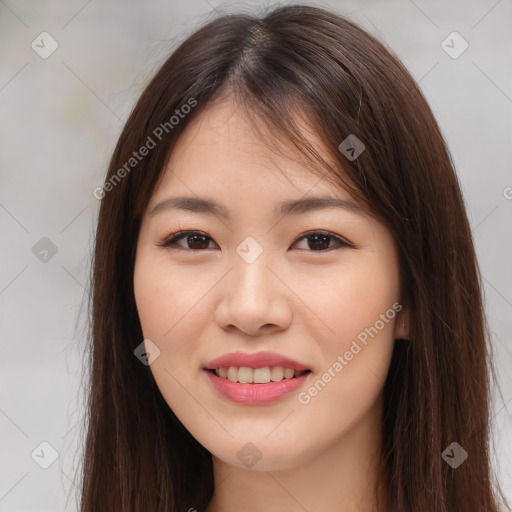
[133,97,406,472]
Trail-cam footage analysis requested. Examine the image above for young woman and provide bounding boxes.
[80,4,509,511]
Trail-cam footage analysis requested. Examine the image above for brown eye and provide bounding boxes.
[158,230,352,253]
[293,231,351,252]
[158,231,217,251]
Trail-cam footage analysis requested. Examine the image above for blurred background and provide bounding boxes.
[0,0,511,510]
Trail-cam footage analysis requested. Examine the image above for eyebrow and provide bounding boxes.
[149,195,365,219]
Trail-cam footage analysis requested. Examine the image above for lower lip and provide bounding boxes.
[204,370,311,405]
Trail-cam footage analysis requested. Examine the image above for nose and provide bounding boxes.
[214,252,293,336]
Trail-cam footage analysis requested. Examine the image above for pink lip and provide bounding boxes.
[204,369,311,405]
[204,351,310,371]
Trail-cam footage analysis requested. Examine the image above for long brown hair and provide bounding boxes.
[78,5,509,511]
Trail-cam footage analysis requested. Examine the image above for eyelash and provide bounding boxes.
[156,230,353,253]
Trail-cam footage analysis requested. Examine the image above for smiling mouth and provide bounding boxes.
[205,367,312,384]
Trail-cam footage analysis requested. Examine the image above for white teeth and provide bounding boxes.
[270,366,284,381]
[214,366,306,384]
[237,367,253,383]
[283,368,294,379]
[227,366,238,382]
[253,367,271,383]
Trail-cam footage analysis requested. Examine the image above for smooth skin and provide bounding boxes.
[133,95,409,512]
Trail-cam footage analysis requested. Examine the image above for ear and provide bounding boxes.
[394,305,410,340]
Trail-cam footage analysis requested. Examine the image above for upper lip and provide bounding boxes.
[204,351,311,371]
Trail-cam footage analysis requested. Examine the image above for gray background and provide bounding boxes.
[0,0,511,510]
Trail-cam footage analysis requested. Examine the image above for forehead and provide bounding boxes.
[150,96,355,207]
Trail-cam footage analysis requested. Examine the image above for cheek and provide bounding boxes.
[133,255,206,414]
[293,257,399,398]
[293,256,399,347]
[133,259,169,340]
[133,251,211,386]
[133,252,197,342]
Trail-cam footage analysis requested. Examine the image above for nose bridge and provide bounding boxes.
[214,237,292,334]
[231,239,273,301]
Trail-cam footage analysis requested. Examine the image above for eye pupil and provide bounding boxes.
[308,234,330,250]
[188,234,209,250]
